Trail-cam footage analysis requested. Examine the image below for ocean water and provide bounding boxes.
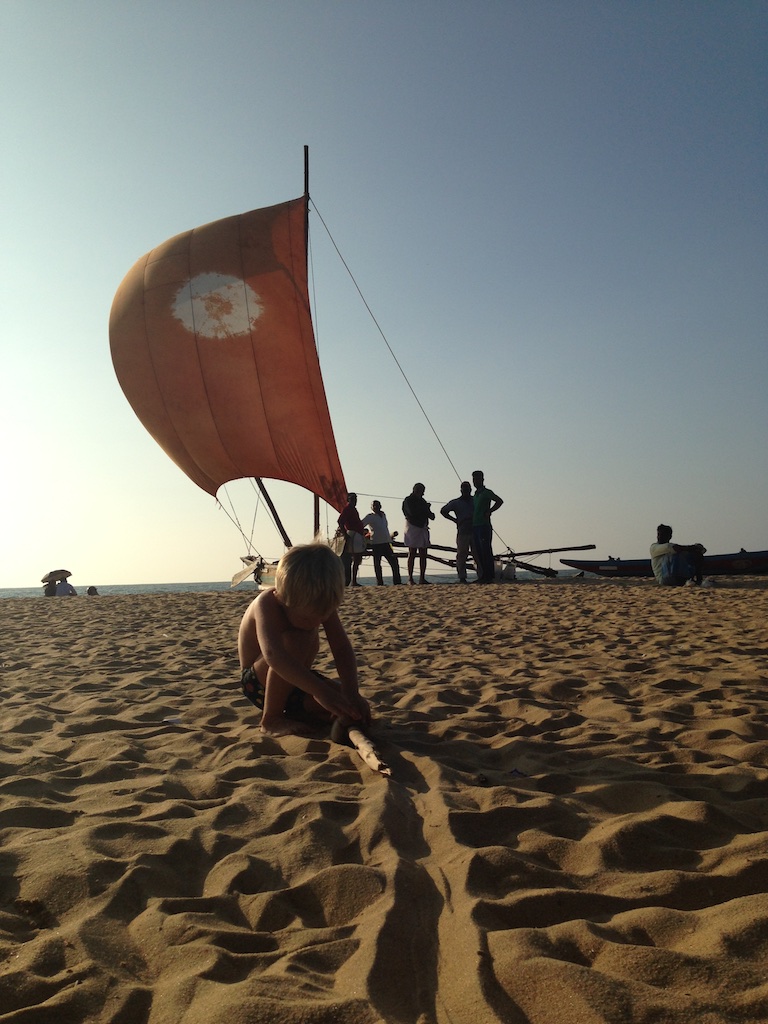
[0,581,255,600]
[0,567,572,600]
[0,573,456,600]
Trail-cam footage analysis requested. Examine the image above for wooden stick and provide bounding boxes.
[331,719,392,776]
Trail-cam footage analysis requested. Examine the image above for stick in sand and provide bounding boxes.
[331,718,392,777]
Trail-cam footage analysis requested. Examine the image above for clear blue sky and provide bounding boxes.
[2,0,766,587]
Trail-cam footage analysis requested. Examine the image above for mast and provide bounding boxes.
[255,478,292,548]
[248,150,317,552]
[306,144,322,538]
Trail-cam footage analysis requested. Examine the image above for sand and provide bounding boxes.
[1,577,768,1023]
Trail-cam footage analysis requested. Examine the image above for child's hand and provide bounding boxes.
[348,693,371,729]
[315,685,362,723]
[333,695,371,730]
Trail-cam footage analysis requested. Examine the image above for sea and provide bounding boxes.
[0,581,246,600]
[0,567,573,600]
[0,573,451,600]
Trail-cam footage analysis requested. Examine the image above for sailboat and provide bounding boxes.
[110,150,593,581]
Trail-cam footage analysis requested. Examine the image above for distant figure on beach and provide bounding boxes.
[86,586,99,596]
[402,482,435,584]
[440,482,476,583]
[337,492,367,587]
[55,579,77,596]
[43,580,57,597]
[237,542,370,738]
[361,500,402,585]
[650,524,706,586]
[472,470,503,583]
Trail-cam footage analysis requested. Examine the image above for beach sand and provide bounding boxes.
[1,578,768,1023]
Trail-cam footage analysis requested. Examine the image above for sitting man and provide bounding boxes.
[650,524,706,586]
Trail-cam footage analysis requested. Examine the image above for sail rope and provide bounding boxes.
[217,487,252,551]
[221,196,516,568]
[218,483,269,558]
[309,201,518,559]
[309,200,462,483]
[245,480,261,550]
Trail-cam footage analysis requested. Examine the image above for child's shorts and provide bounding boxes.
[240,666,267,709]
[240,667,328,718]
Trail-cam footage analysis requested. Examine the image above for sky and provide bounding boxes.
[1,0,766,587]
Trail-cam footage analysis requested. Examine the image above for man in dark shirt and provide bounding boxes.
[440,482,475,583]
[337,493,367,586]
[402,483,435,584]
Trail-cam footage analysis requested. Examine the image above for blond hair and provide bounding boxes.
[274,542,345,617]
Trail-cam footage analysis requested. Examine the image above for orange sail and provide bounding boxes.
[109,196,347,511]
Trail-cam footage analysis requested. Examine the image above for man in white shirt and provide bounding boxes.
[361,501,402,586]
[650,524,705,586]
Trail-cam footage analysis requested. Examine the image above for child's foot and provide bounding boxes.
[260,716,313,737]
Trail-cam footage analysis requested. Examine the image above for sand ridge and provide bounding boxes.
[1,579,768,1023]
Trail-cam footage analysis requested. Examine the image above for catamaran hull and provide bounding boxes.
[560,550,768,578]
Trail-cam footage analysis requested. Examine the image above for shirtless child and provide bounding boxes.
[238,542,370,737]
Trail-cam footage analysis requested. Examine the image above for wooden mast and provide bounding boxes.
[306,145,321,538]
[243,151,316,555]
[248,149,318,554]
[254,478,292,549]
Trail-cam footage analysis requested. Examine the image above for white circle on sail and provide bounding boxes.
[173,273,262,338]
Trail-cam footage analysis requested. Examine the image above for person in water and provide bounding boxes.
[650,524,706,586]
[238,542,370,738]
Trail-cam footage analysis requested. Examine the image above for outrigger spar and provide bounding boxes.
[385,541,597,578]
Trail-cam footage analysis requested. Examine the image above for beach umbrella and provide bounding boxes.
[41,570,72,584]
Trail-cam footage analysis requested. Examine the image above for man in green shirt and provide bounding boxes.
[472,470,503,583]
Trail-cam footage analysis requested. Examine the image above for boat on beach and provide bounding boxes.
[560,549,768,578]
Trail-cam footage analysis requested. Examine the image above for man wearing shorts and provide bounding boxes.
[402,482,435,584]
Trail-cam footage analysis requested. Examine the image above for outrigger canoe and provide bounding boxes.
[561,549,768,579]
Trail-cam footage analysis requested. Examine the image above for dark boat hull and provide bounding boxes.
[560,550,768,579]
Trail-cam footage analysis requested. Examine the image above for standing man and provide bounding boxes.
[337,493,367,587]
[402,483,435,584]
[440,482,475,583]
[361,500,402,585]
[471,470,503,583]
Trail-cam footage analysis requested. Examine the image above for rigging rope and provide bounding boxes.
[309,200,463,483]
[218,483,268,559]
[226,197,514,564]
[309,200,514,556]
